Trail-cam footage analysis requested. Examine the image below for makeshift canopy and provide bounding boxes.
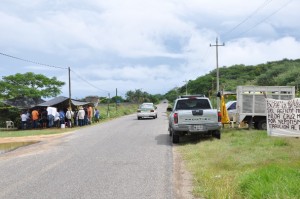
[36,96,94,110]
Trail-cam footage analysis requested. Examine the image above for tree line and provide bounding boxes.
[1,58,300,105]
[0,72,163,104]
[165,58,300,102]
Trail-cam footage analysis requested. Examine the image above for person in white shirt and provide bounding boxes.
[21,112,28,129]
[47,107,57,128]
[77,106,85,126]
[66,108,74,127]
[54,111,60,128]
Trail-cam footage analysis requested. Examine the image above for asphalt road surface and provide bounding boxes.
[0,103,177,199]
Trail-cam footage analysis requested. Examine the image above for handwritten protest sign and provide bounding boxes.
[266,98,300,137]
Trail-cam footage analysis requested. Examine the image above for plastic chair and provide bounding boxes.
[6,121,14,129]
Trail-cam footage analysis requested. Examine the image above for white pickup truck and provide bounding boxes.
[167,95,222,143]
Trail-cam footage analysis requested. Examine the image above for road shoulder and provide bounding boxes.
[173,146,201,199]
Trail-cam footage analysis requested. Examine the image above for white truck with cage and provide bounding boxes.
[234,86,295,130]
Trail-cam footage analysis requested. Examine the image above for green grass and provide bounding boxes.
[177,129,300,199]
[239,165,300,199]
[0,128,74,137]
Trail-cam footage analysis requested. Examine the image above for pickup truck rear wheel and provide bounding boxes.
[172,131,179,143]
[212,130,221,139]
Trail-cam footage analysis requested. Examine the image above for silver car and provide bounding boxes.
[226,101,237,121]
[137,104,157,120]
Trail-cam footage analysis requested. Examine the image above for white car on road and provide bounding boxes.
[137,103,157,120]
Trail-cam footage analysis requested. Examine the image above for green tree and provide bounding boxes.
[0,72,65,99]
[111,96,124,103]
[125,89,159,104]
[164,58,300,98]
[164,88,179,102]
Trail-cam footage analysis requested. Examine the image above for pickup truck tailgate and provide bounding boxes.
[178,110,218,125]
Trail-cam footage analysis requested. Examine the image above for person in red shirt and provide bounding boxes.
[32,109,39,129]
[87,106,93,124]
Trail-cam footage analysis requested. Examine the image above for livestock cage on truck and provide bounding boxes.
[236,86,295,130]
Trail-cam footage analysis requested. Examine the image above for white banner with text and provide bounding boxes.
[266,98,300,137]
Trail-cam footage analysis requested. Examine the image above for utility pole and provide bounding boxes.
[210,38,225,110]
[183,80,188,95]
[68,67,72,109]
[116,88,118,112]
[107,93,110,118]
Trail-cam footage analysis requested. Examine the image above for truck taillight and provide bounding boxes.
[174,113,178,124]
[218,111,221,122]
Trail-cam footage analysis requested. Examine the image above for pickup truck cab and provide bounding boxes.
[167,95,221,143]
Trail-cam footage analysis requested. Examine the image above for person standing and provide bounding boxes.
[54,111,60,128]
[20,111,28,129]
[66,108,74,127]
[59,109,65,126]
[47,107,55,128]
[77,106,85,126]
[26,109,31,129]
[31,109,39,129]
[87,105,93,124]
[73,108,78,126]
[84,106,88,125]
[41,108,48,128]
[94,108,100,122]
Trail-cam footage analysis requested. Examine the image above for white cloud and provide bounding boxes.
[0,0,300,99]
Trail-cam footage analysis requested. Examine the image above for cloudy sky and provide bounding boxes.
[0,0,299,99]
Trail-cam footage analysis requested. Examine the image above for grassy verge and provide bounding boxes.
[177,128,300,199]
[0,103,138,138]
[0,128,75,138]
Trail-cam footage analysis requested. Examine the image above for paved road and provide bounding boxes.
[0,103,175,199]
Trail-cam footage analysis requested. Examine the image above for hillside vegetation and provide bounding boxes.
[165,58,300,102]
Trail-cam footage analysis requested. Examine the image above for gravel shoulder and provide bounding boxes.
[173,146,201,199]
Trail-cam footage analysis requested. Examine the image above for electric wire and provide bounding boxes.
[234,0,293,38]
[0,51,113,96]
[70,69,111,94]
[0,52,67,70]
[221,0,273,40]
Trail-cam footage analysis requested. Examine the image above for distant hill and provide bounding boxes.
[165,58,300,101]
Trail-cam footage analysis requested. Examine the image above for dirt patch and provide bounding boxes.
[0,133,70,144]
[0,132,74,159]
[173,146,202,199]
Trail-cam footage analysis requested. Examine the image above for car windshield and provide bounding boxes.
[226,101,236,109]
[139,105,154,110]
[175,99,211,110]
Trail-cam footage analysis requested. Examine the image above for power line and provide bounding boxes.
[235,0,293,38]
[0,51,114,97]
[221,0,273,40]
[70,69,110,94]
[0,52,67,70]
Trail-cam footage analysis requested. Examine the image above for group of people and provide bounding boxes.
[20,106,100,130]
